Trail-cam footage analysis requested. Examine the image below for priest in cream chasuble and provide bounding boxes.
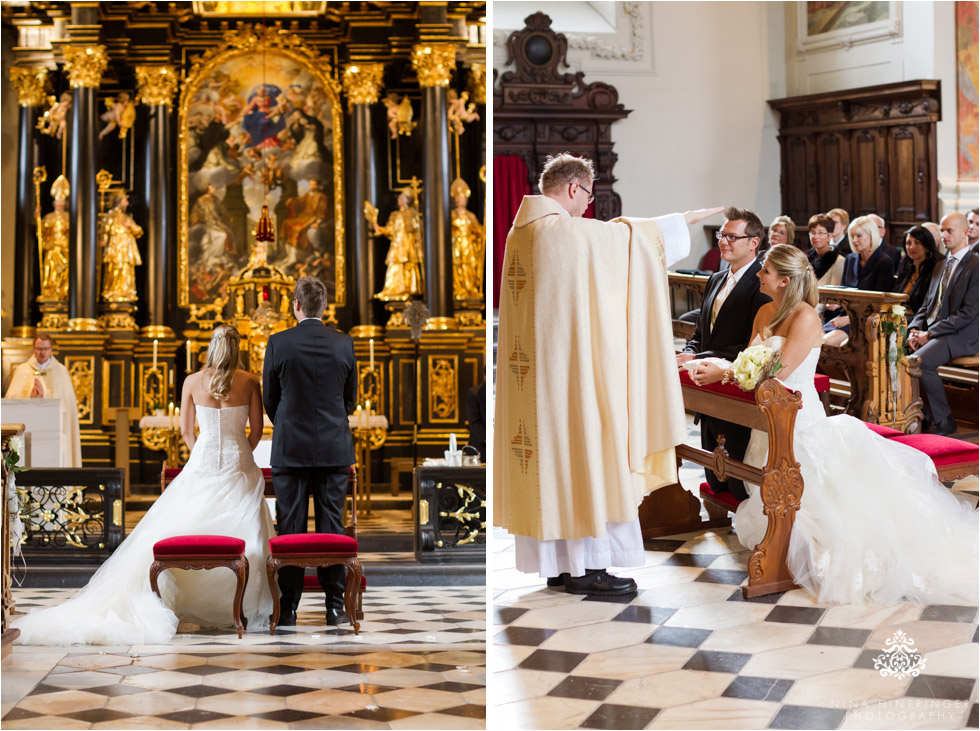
[5,336,83,468]
[493,154,719,590]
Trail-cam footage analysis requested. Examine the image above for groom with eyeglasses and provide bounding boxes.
[676,207,771,502]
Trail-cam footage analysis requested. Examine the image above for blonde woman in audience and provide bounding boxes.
[690,244,978,606]
[767,215,795,249]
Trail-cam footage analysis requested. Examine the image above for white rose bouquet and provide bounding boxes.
[723,344,782,391]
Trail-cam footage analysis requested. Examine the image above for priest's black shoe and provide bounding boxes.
[564,569,637,596]
[326,607,348,626]
[546,573,570,588]
[926,416,957,436]
[278,609,298,626]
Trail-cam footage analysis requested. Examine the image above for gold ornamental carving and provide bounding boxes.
[34,168,70,303]
[428,355,458,422]
[9,67,49,107]
[411,44,456,88]
[366,178,424,301]
[135,66,179,108]
[467,64,486,105]
[177,22,346,309]
[447,90,479,136]
[450,177,484,300]
[62,45,108,89]
[100,193,143,304]
[66,358,94,424]
[382,94,417,138]
[342,63,384,108]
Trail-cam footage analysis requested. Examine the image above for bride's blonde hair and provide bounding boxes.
[203,324,241,401]
[764,244,819,333]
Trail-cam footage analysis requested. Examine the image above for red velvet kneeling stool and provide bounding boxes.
[888,434,980,482]
[267,533,363,635]
[150,535,250,639]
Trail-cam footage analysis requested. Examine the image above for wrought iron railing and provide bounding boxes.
[414,466,486,562]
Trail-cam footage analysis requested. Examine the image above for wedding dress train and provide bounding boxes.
[13,404,275,645]
[733,336,978,606]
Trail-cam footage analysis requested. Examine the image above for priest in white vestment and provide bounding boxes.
[5,335,83,467]
[493,153,722,595]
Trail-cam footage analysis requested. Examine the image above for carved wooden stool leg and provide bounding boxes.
[230,557,248,638]
[267,557,280,635]
[344,558,362,635]
[149,560,164,598]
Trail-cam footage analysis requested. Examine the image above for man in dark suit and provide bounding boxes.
[466,379,486,462]
[676,207,772,501]
[263,276,357,626]
[907,213,979,436]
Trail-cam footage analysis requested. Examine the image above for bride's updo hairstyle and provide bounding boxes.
[764,244,819,332]
[203,324,242,401]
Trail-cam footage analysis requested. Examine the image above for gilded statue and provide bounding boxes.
[382,93,417,139]
[36,175,71,302]
[451,177,484,300]
[99,92,137,140]
[366,187,424,301]
[37,92,71,139]
[100,193,143,302]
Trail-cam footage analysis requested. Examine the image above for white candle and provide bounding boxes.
[449,433,457,452]
[186,340,192,371]
[168,369,174,388]
[153,339,158,368]
[369,339,375,369]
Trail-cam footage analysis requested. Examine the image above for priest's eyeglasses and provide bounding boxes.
[715,232,751,242]
[577,183,595,204]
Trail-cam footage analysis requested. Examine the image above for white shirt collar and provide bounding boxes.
[299,317,321,323]
[34,358,52,371]
[949,246,971,264]
[727,260,753,283]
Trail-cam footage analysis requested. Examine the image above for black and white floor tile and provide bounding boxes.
[3,587,485,729]
[492,420,979,730]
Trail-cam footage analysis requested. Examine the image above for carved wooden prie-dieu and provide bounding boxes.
[493,12,630,221]
[769,80,941,250]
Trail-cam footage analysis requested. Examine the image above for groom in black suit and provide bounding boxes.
[677,207,771,501]
[263,276,357,626]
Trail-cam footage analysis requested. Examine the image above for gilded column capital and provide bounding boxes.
[467,64,486,105]
[411,44,456,88]
[342,63,385,109]
[62,45,108,89]
[9,67,49,107]
[135,66,179,108]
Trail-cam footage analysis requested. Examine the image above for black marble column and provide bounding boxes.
[421,84,452,322]
[141,103,172,329]
[68,84,99,325]
[13,104,40,336]
[351,103,377,328]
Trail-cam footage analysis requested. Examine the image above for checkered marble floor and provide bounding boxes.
[492,421,979,730]
[3,587,485,729]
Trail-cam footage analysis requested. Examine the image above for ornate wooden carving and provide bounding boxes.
[266,553,362,635]
[769,80,941,249]
[493,12,630,220]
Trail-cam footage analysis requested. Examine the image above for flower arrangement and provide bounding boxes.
[723,344,783,391]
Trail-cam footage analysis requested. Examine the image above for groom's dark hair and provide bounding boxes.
[294,276,327,319]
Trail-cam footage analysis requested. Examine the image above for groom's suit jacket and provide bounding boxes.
[263,319,357,468]
[681,260,770,360]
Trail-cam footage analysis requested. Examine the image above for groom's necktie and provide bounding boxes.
[711,271,737,329]
[927,255,956,325]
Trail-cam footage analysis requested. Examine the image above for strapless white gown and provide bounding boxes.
[733,336,979,605]
[13,404,275,645]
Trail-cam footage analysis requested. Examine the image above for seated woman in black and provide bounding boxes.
[894,225,940,317]
[823,214,897,346]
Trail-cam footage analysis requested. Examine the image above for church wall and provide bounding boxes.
[493,1,785,270]
[783,0,974,213]
[1,30,17,337]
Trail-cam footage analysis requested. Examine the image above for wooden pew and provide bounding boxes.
[638,375,804,599]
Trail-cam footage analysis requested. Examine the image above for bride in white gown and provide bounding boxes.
[691,244,978,606]
[13,325,275,645]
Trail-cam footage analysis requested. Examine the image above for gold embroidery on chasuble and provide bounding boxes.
[506,251,527,307]
[508,336,530,390]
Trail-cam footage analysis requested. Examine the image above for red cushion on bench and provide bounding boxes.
[269,533,358,554]
[303,574,367,591]
[163,468,182,481]
[865,422,905,438]
[678,369,757,403]
[889,434,979,467]
[699,482,743,510]
[153,535,246,558]
[813,374,830,393]
[261,468,272,480]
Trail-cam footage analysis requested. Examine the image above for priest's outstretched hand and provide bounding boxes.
[682,207,725,225]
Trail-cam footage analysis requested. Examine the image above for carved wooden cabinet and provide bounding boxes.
[769,80,941,248]
[493,12,630,221]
